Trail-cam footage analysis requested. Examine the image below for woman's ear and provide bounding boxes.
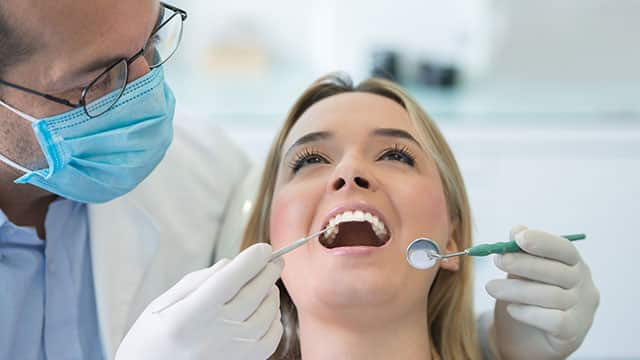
[439,225,460,272]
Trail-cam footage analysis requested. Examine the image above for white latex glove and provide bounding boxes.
[486,225,599,360]
[116,243,284,360]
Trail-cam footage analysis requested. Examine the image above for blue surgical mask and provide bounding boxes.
[0,67,175,203]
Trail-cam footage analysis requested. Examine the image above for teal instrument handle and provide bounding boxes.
[466,233,586,257]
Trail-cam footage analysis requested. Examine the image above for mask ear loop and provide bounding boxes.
[0,153,30,174]
[0,99,39,122]
[0,100,37,173]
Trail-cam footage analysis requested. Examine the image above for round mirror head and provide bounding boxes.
[406,238,440,269]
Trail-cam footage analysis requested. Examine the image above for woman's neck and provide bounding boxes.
[297,307,432,360]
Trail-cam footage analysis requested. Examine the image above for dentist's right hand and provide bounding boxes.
[115,243,284,360]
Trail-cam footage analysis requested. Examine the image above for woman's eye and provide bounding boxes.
[378,146,416,166]
[289,151,329,173]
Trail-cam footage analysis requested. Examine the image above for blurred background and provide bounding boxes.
[164,0,640,358]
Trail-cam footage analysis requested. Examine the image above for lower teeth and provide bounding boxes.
[322,222,388,247]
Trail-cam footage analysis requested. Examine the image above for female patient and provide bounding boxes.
[242,73,480,359]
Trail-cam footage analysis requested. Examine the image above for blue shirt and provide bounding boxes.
[0,199,104,360]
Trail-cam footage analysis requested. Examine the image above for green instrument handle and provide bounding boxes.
[466,233,586,257]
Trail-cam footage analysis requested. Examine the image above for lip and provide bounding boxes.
[324,245,387,256]
[317,201,392,254]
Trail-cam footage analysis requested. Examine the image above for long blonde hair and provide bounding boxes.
[241,73,480,360]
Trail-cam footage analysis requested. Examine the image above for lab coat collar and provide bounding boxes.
[88,196,160,359]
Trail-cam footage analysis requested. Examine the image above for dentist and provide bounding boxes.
[0,1,598,360]
[0,2,278,359]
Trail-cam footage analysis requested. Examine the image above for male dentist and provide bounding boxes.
[0,1,598,359]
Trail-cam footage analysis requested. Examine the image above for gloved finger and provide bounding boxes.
[486,278,578,310]
[223,259,284,322]
[509,224,528,240]
[193,243,274,305]
[506,303,578,341]
[515,229,580,266]
[494,253,580,289]
[229,285,280,341]
[253,310,284,358]
[150,258,231,313]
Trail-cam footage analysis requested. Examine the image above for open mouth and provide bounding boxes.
[320,210,391,249]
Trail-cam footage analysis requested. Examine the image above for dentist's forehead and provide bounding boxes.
[283,92,416,150]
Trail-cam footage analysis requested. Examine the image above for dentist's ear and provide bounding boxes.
[439,225,460,272]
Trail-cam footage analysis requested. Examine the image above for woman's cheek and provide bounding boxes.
[269,185,318,248]
[396,178,450,242]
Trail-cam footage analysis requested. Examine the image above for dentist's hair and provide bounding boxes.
[241,73,480,360]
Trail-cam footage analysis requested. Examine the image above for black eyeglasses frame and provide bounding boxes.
[0,2,187,118]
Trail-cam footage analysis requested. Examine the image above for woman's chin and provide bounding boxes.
[304,274,400,308]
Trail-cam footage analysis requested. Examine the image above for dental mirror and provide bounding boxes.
[406,233,587,270]
[405,238,440,269]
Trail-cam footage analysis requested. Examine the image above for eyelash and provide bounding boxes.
[288,144,416,174]
[377,144,416,166]
[288,148,329,173]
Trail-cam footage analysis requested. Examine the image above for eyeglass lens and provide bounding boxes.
[83,6,183,117]
[145,11,184,68]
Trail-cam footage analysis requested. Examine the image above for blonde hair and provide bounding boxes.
[241,73,480,360]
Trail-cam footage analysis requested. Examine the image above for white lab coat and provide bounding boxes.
[87,123,250,359]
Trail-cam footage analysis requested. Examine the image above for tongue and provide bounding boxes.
[327,222,384,249]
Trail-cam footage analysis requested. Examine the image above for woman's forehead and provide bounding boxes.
[283,92,417,149]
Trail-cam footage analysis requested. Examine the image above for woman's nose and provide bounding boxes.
[332,176,371,191]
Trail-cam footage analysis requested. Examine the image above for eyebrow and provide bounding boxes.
[73,6,164,77]
[283,127,420,159]
[371,128,420,146]
[284,131,333,158]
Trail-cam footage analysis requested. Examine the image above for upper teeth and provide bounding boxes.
[323,210,388,244]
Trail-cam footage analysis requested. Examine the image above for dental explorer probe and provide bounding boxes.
[406,233,586,270]
[150,228,337,314]
[269,226,335,262]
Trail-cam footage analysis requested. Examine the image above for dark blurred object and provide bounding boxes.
[417,62,458,88]
[370,50,400,81]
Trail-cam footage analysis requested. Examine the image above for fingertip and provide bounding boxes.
[509,224,528,241]
[212,258,231,270]
[493,253,520,273]
[259,316,284,357]
[505,303,530,320]
[245,243,274,263]
[255,242,275,255]
[266,259,285,278]
[272,257,285,270]
[514,229,531,252]
[505,303,518,317]
[484,279,499,296]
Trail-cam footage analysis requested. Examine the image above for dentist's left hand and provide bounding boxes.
[115,243,284,360]
[486,226,599,360]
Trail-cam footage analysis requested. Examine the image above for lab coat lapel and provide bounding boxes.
[88,198,159,359]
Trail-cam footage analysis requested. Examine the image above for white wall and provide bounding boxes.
[170,0,640,83]
[450,124,640,359]
[167,0,494,81]
[488,0,640,82]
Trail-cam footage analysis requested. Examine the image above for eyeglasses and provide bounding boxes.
[0,2,187,118]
